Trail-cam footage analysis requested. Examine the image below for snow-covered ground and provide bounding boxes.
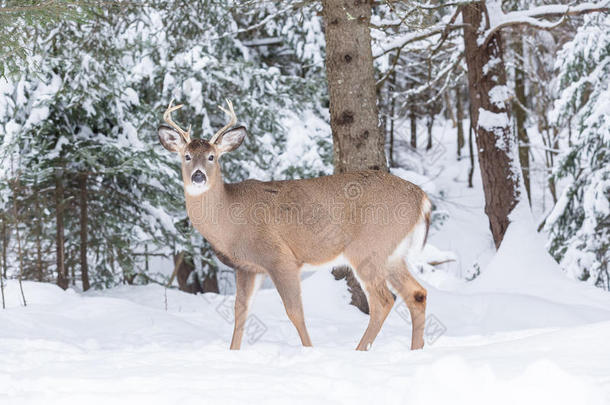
[2,120,610,404]
[2,269,610,405]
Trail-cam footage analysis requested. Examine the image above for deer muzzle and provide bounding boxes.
[191,169,206,184]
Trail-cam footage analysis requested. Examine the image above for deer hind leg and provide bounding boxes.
[388,261,427,350]
[348,253,395,351]
[268,266,313,347]
[355,281,395,351]
[230,269,263,350]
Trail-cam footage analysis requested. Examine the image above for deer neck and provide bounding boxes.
[184,175,234,251]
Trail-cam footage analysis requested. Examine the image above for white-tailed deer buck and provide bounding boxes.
[158,99,431,351]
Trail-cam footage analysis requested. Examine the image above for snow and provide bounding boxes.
[480,1,610,46]
[47,136,70,160]
[1,263,610,404]
[488,85,509,108]
[477,108,509,132]
[3,117,610,404]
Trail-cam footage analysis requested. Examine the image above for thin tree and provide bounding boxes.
[79,173,90,291]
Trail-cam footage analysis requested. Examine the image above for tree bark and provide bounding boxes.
[322,0,388,314]
[173,252,219,294]
[55,171,68,290]
[513,37,530,204]
[34,191,44,282]
[468,124,475,188]
[388,72,396,167]
[462,1,521,248]
[409,91,417,148]
[79,173,90,291]
[1,215,7,279]
[322,0,387,173]
[426,112,434,150]
[456,86,465,159]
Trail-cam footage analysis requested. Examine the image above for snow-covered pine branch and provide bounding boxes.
[481,1,610,47]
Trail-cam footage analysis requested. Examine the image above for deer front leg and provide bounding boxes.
[268,268,313,347]
[230,269,262,350]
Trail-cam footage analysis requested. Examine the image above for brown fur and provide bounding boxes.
[160,123,430,351]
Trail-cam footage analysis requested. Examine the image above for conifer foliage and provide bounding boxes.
[0,1,331,289]
[547,14,610,290]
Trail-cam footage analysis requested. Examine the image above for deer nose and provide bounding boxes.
[191,170,206,184]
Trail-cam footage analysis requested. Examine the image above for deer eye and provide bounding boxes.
[208,155,214,161]
[185,154,191,161]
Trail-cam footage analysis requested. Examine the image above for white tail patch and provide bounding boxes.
[388,195,431,264]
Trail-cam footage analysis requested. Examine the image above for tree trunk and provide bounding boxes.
[409,92,417,148]
[331,266,369,314]
[35,220,43,282]
[55,171,68,290]
[388,72,396,167]
[1,215,7,279]
[173,252,219,294]
[426,112,434,150]
[513,37,530,204]
[468,124,475,188]
[462,1,521,248]
[456,86,465,159]
[322,0,387,173]
[322,0,387,314]
[79,173,90,291]
[34,190,44,282]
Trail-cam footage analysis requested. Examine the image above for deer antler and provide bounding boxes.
[163,99,191,143]
[210,99,237,144]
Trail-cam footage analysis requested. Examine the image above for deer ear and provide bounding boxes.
[214,126,246,155]
[158,124,186,153]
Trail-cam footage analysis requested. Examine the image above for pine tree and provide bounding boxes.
[546,14,610,290]
[0,1,332,289]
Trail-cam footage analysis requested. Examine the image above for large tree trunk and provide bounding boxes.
[462,1,521,248]
[55,171,68,290]
[322,0,387,314]
[79,173,90,291]
[322,0,387,173]
[513,37,530,204]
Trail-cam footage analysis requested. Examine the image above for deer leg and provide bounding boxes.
[268,268,312,347]
[355,282,395,351]
[230,269,262,350]
[388,263,427,350]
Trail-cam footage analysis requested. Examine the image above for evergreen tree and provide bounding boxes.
[546,14,610,290]
[0,1,331,289]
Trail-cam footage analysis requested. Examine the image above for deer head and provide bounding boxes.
[158,99,247,196]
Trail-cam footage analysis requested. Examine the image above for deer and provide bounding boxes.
[158,99,431,351]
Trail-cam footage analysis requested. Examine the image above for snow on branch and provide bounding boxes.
[372,23,466,59]
[481,1,610,48]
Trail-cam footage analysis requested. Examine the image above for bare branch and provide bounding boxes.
[373,23,467,59]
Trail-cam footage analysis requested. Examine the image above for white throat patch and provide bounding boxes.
[185,183,210,196]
